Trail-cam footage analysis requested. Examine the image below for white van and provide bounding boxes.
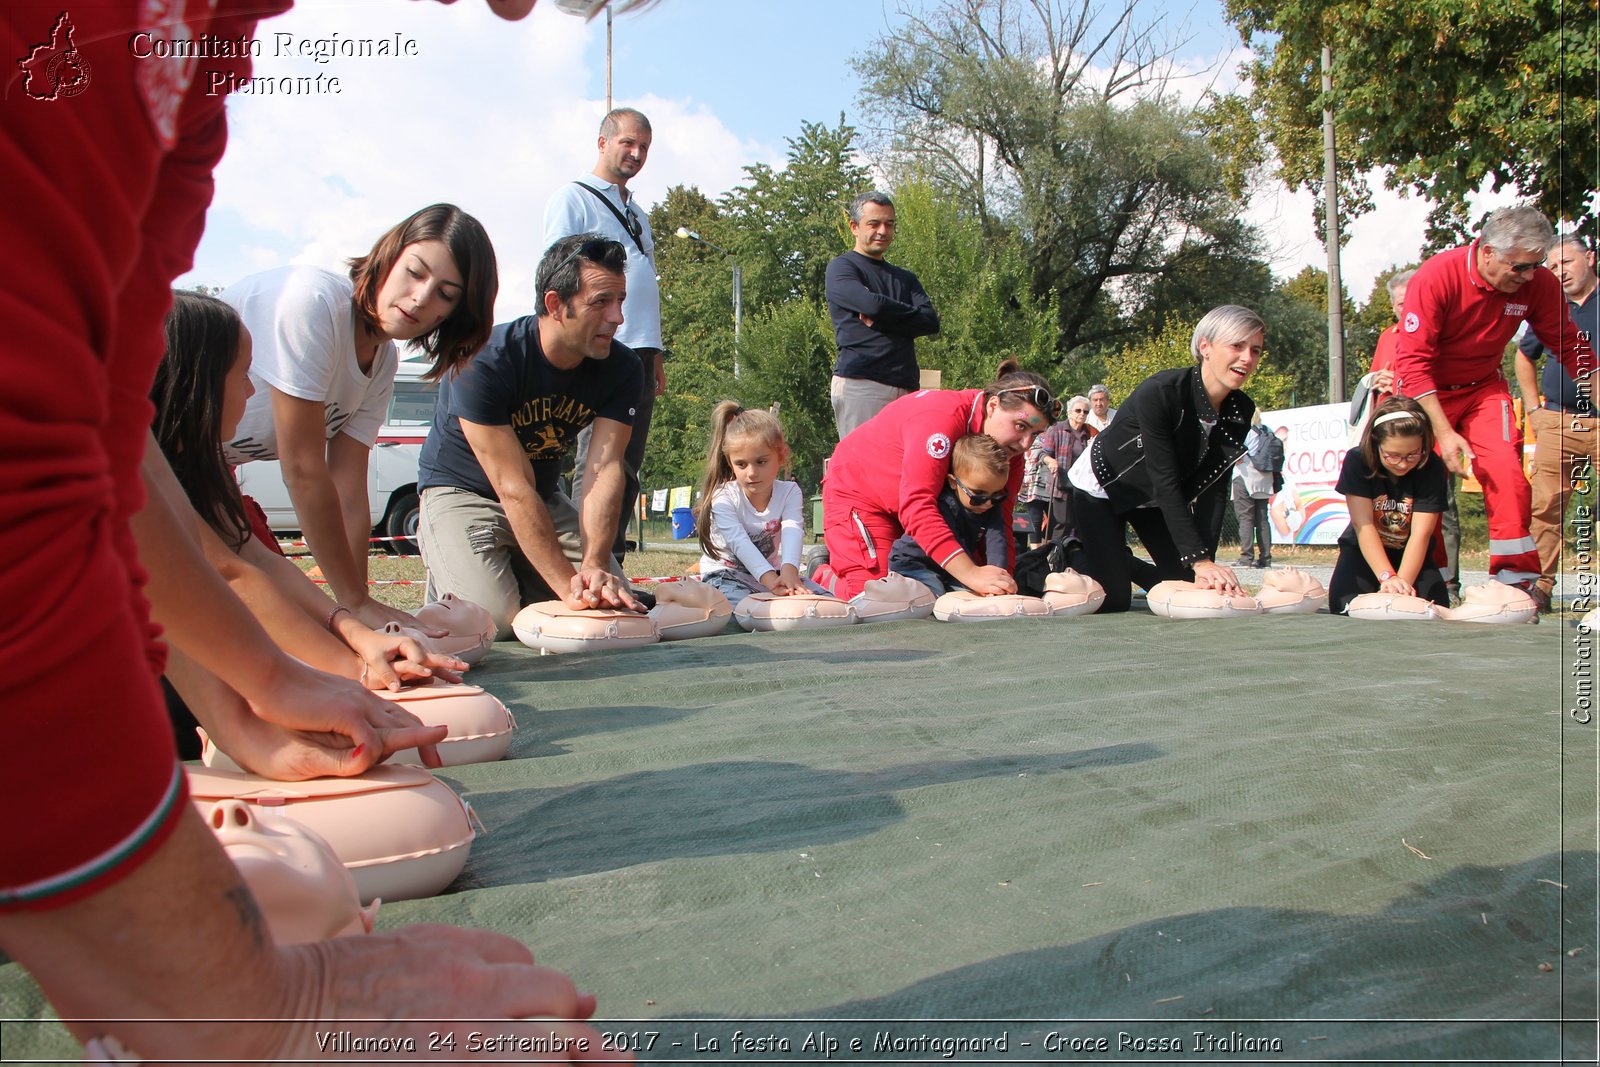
[234,360,435,553]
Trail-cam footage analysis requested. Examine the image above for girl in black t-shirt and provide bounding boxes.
[1330,396,1451,614]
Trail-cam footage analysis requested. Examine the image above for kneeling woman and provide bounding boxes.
[1067,305,1263,612]
[820,361,1058,600]
[1328,397,1450,614]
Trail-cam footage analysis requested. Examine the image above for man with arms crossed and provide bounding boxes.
[419,234,645,638]
[1393,206,1596,609]
[544,107,662,564]
[1515,234,1599,607]
[825,191,941,438]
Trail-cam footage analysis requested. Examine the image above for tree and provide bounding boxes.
[854,0,1263,362]
[1099,316,1296,411]
[1224,0,1599,241]
[882,177,1059,392]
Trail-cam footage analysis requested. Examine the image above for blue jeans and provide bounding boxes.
[699,566,829,604]
[891,564,960,598]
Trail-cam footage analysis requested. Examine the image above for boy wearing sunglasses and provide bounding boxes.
[888,434,1013,596]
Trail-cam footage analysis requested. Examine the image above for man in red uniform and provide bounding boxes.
[1393,206,1595,605]
[1368,269,1414,399]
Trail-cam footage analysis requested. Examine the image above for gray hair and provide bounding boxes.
[1087,383,1110,399]
[1553,234,1595,255]
[1190,305,1266,363]
[1385,268,1417,297]
[848,191,894,224]
[599,107,651,138]
[1480,205,1555,257]
[1067,395,1091,412]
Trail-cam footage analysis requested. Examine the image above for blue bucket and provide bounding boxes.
[670,506,696,540]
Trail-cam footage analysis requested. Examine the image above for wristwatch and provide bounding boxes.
[1377,569,1395,581]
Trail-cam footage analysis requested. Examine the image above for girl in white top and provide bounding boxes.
[694,401,828,603]
[221,204,497,630]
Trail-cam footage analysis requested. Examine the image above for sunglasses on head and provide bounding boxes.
[950,472,1006,507]
[996,385,1061,421]
[548,237,624,283]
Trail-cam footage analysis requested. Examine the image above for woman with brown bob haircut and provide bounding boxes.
[219,204,497,632]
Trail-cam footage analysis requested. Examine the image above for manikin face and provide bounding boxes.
[221,326,255,441]
[597,118,652,187]
[850,202,896,259]
[372,240,464,342]
[551,264,627,360]
[1477,243,1546,295]
[981,397,1049,455]
[1197,329,1264,396]
[1377,431,1426,478]
[724,438,783,501]
[1548,244,1598,301]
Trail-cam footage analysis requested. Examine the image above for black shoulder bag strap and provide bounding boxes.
[572,181,647,256]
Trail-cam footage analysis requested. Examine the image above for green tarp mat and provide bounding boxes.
[4,613,1596,1063]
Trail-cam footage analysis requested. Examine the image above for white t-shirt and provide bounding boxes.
[1086,407,1117,432]
[698,480,806,581]
[222,266,398,463]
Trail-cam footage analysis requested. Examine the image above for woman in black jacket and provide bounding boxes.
[1066,305,1264,612]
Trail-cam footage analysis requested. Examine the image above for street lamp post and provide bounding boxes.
[675,227,742,378]
[553,0,613,111]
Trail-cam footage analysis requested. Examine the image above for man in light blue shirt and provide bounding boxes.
[543,107,663,563]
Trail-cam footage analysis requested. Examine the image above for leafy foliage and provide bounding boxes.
[1101,316,1296,412]
[854,0,1263,363]
[1224,0,1599,240]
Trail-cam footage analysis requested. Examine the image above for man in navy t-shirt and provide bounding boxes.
[419,233,645,636]
[825,191,940,439]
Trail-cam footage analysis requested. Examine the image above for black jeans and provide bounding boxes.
[1070,488,1198,613]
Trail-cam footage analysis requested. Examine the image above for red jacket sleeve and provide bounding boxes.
[0,0,283,912]
[1392,254,1453,398]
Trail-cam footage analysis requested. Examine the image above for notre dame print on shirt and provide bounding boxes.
[1333,446,1447,554]
[419,316,642,502]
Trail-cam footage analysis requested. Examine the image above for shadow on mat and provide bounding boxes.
[453,743,1159,889]
[651,851,1596,1063]
[501,703,704,758]
[475,641,941,683]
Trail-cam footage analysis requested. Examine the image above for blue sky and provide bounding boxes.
[177,0,1500,316]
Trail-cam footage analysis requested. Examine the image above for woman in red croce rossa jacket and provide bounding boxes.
[820,361,1059,600]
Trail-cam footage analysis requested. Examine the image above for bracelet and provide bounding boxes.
[1377,570,1395,581]
[358,658,370,687]
[326,604,352,633]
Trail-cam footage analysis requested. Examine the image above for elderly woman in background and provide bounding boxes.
[1036,394,1094,542]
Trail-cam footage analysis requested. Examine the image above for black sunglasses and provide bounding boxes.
[623,206,643,241]
[549,237,624,282]
[997,385,1061,421]
[1497,250,1543,274]
[950,471,1006,507]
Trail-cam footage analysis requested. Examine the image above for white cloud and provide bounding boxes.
[181,0,780,319]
